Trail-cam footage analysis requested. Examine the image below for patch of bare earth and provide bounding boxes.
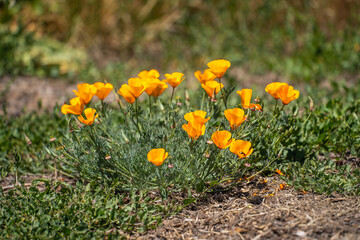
[140,178,360,240]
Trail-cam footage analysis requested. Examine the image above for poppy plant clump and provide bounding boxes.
[58,63,303,196]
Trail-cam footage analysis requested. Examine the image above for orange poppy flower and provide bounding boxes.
[207,59,231,78]
[265,82,288,100]
[145,78,168,97]
[277,84,300,105]
[128,78,148,98]
[73,83,97,104]
[164,72,185,88]
[230,140,254,159]
[211,130,234,149]
[236,89,262,110]
[182,122,206,140]
[201,81,224,98]
[118,84,136,104]
[224,108,247,130]
[94,82,113,100]
[138,69,160,79]
[61,97,84,115]
[276,169,284,175]
[194,69,216,84]
[78,108,98,125]
[184,110,210,127]
[147,148,169,166]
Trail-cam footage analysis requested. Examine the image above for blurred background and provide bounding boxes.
[1,0,359,84]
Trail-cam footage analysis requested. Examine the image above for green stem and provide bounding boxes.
[148,95,152,119]
[218,77,227,109]
[170,87,175,103]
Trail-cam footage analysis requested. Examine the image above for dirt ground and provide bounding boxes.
[1,75,360,239]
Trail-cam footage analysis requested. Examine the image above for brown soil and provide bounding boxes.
[140,178,360,240]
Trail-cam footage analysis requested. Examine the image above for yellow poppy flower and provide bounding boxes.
[207,59,231,78]
[78,108,98,125]
[230,140,254,159]
[118,84,136,104]
[201,81,224,98]
[194,69,216,84]
[144,78,168,97]
[236,89,262,110]
[277,84,300,105]
[128,78,148,98]
[211,130,234,149]
[184,110,210,127]
[73,83,97,104]
[138,69,160,79]
[164,72,185,88]
[61,97,84,115]
[94,82,113,100]
[182,122,206,140]
[147,148,169,166]
[265,82,288,100]
[224,108,247,130]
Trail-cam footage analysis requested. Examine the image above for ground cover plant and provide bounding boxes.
[1,1,360,239]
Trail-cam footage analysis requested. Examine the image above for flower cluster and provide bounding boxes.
[182,110,210,141]
[61,82,113,125]
[265,82,300,105]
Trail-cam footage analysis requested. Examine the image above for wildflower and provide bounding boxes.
[138,69,160,79]
[73,83,97,104]
[201,80,224,99]
[49,137,56,142]
[207,140,213,144]
[207,59,231,78]
[144,78,168,97]
[105,155,111,160]
[78,108,98,125]
[245,163,251,167]
[182,122,205,140]
[61,97,84,115]
[118,78,148,103]
[236,89,262,110]
[184,110,210,127]
[94,82,113,100]
[224,108,247,130]
[230,140,254,159]
[168,164,174,168]
[276,169,284,176]
[194,69,216,84]
[118,84,136,104]
[176,102,182,106]
[164,72,185,88]
[147,148,169,166]
[211,130,234,149]
[127,78,148,98]
[279,184,285,190]
[182,110,210,140]
[277,84,300,105]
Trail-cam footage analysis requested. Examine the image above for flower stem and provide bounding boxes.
[170,87,175,103]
